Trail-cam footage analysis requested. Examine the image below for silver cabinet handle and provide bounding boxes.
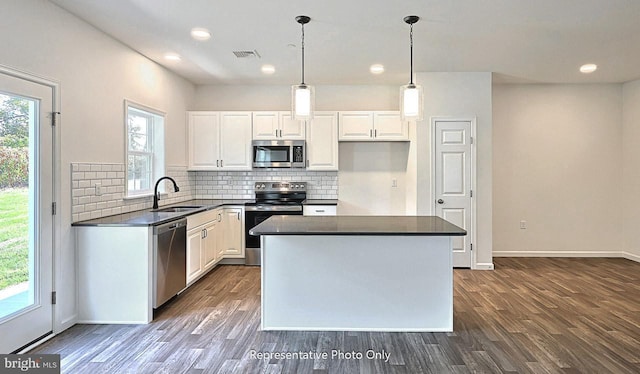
[216,160,219,167]
[218,213,222,222]
[374,129,377,137]
[437,199,444,204]
[370,129,373,138]
[316,209,325,213]
[237,212,240,220]
[220,159,223,167]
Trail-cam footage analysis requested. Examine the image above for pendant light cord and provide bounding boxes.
[301,22,306,85]
[409,23,414,85]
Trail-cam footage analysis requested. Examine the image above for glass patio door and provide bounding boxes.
[0,71,54,353]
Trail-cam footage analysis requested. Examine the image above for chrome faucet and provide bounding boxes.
[153,176,180,209]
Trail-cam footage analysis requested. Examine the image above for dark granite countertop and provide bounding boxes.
[302,199,339,205]
[249,215,467,236]
[72,199,253,227]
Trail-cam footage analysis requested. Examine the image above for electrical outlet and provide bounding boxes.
[95,183,102,196]
[392,179,398,188]
[520,220,526,229]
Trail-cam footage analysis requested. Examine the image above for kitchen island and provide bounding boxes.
[250,215,466,332]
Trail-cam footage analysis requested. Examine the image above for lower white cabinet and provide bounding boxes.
[186,206,244,285]
[303,205,337,216]
[221,208,244,257]
[186,226,204,283]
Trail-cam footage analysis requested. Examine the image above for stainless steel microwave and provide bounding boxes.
[252,140,306,168]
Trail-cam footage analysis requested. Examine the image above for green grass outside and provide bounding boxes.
[0,188,29,290]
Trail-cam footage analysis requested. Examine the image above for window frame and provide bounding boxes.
[124,100,165,198]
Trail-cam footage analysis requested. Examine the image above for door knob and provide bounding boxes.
[437,199,444,204]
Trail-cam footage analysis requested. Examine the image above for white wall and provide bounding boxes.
[193,85,398,111]
[0,0,195,331]
[622,79,640,261]
[415,72,493,269]
[338,142,410,215]
[493,84,623,257]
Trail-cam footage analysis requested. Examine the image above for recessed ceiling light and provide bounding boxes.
[164,53,181,61]
[190,28,211,41]
[370,64,385,74]
[261,65,276,74]
[580,63,597,74]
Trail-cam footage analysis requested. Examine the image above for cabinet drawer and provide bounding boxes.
[187,209,219,230]
[303,205,337,216]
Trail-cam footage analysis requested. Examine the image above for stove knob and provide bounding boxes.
[261,184,266,189]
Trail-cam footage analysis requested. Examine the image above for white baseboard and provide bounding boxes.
[56,313,77,334]
[623,251,640,263]
[493,251,640,263]
[473,262,494,270]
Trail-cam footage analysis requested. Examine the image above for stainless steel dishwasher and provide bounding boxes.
[153,218,187,308]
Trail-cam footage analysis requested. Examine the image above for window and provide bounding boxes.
[126,102,164,196]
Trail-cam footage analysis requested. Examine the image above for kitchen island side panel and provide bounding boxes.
[261,235,453,331]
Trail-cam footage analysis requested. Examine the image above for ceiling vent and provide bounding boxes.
[233,50,261,58]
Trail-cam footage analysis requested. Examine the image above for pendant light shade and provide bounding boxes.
[400,15,424,121]
[292,15,315,120]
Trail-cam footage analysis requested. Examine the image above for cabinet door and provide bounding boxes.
[188,112,220,169]
[222,208,243,257]
[373,112,409,140]
[279,112,306,139]
[339,111,374,140]
[220,112,252,170]
[252,111,279,139]
[186,227,204,284]
[202,220,218,270]
[307,112,338,170]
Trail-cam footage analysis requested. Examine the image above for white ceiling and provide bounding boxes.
[49,0,640,85]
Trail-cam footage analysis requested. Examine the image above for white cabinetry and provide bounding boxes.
[188,111,252,170]
[186,226,204,283]
[339,111,409,141]
[202,213,221,270]
[186,206,244,285]
[186,209,222,285]
[252,111,305,140]
[306,112,339,171]
[221,207,244,258]
[303,205,337,216]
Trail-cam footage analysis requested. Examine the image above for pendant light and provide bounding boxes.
[292,15,315,120]
[400,15,424,121]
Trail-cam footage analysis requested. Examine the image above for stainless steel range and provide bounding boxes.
[244,181,307,265]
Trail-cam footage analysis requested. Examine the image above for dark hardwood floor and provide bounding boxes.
[32,258,640,373]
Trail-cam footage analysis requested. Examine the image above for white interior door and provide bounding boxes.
[434,120,473,268]
[0,71,54,353]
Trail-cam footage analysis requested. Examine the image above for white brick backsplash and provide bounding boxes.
[71,163,338,222]
[193,170,338,200]
[71,163,194,222]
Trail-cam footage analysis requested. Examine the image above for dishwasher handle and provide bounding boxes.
[153,219,187,235]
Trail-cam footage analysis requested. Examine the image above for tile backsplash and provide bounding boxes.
[193,170,338,200]
[71,164,193,222]
[71,163,337,222]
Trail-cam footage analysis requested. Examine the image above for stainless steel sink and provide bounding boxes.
[153,206,203,213]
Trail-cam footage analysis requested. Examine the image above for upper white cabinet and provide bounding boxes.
[252,111,305,140]
[188,111,252,171]
[339,111,409,141]
[306,112,339,171]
